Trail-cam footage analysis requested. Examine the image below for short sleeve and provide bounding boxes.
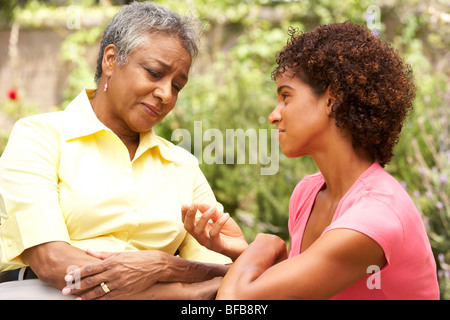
[324,195,404,268]
[0,116,70,265]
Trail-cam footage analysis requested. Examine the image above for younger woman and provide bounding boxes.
[182,21,439,299]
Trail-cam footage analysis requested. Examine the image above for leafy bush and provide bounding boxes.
[393,77,450,299]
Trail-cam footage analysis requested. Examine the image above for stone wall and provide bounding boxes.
[0,27,98,112]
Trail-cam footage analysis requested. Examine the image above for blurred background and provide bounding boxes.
[0,0,449,298]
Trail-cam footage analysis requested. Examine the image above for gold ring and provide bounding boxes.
[100,282,110,294]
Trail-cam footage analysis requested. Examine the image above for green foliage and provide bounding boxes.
[60,25,104,106]
[379,0,450,298]
[393,76,450,299]
[0,0,17,29]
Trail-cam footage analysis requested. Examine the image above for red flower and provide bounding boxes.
[8,88,18,101]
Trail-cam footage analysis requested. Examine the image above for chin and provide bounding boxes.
[281,150,297,158]
[280,147,306,159]
[284,153,301,159]
[134,119,162,133]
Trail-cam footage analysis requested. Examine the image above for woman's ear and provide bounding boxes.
[102,44,117,78]
[324,86,335,116]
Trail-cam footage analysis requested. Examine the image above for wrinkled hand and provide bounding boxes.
[182,203,248,261]
[62,249,169,300]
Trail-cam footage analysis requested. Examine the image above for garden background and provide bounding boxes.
[0,0,449,298]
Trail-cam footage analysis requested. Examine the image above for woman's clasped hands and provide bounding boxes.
[61,203,249,300]
[62,249,171,300]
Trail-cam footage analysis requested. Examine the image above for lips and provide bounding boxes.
[142,103,161,117]
[276,127,285,140]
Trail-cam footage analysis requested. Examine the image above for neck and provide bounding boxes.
[91,89,140,160]
[311,136,374,201]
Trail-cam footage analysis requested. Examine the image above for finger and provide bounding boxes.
[69,261,107,282]
[197,203,213,213]
[183,203,198,232]
[76,281,113,300]
[194,206,217,234]
[197,204,226,223]
[85,249,115,260]
[64,267,104,293]
[64,267,116,296]
[209,212,230,238]
[181,204,189,222]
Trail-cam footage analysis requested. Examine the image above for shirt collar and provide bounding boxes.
[63,89,108,141]
[138,129,180,163]
[63,89,179,163]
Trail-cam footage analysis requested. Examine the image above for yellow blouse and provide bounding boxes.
[0,89,230,271]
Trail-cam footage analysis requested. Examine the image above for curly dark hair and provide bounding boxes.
[272,21,416,167]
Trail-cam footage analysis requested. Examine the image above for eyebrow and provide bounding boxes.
[153,59,189,82]
[277,85,294,94]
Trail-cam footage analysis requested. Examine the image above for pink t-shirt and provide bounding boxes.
[288,162,439,299]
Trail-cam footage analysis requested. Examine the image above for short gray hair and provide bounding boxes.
[95,1,201,85]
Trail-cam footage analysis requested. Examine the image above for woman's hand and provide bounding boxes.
[62,248,230,300]
[182,203,248,261]
[62,249,171,300]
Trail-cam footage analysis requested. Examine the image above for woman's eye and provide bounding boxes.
[172,84,182,92]
[146,68,161,78]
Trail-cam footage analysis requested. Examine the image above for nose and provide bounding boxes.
[153,81,173,104]
[268,102,282,125]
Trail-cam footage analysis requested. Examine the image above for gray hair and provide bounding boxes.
[95,1,201,85]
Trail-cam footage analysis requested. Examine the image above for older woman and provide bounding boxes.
[183,21,440,299]
[0,2,230,300]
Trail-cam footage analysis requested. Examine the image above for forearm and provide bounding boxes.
[62,249,230,300]
[216,257,268,300]
[123,277,223,300]
[23,241,100,289]
[217,234,287,299]
[160,253,230,283]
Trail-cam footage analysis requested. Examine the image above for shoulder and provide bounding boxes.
[7,112,65,150]
[357,164,418,220]
[327,173,413,264]
[333,165,410,232]
[337,163,416,221]
[0,112,65,177]
[12,112,65,137]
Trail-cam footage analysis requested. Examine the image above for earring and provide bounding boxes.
[104,78,109,92]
